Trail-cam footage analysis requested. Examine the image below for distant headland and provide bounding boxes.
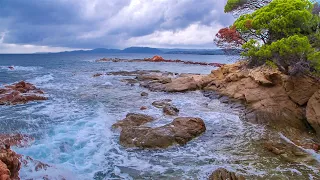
[39,47,241,55]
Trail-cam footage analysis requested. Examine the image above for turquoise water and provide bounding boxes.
[0,53,318,179]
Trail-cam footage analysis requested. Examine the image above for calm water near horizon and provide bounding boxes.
[0,53,319,179]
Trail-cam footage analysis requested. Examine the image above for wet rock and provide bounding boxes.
[120,78,139,85]
[0,134,34,148]
[163,104,179,116]
[20,156,50,172]
[0,81,47,105]
[0,148,21,180]
[152,99,172,108]
[209,168,245,180]
[112,113,154,129]
[120,117,206,149]
[0,160,10,180]
[140,106,147,110]
[140,92,148,97]
[96,58,123,62]
[136,74,172,84]
[306,90,320,135]
[93,73,103,77]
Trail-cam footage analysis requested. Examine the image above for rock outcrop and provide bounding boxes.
[112,113,155,130]
[306,90,320,135]
[209,168,245,180]
[0,148,21,180]
[120,117,206,149]
[0,160,10,180]
[203,63,319,132]
[0,81,47,105]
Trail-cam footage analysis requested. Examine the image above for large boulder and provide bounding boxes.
[120,117,206,149]
[112,113,155,129]
[306,90,320,135]
[209,168,245,180]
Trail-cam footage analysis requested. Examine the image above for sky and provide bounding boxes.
[0,0,233,53]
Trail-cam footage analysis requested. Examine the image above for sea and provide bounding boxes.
[0,53,319,179]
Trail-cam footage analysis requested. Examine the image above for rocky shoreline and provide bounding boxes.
[99,57,320,178]
[2,56,320,179]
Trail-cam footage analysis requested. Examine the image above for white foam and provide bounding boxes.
[0,65,42,71]
[29,74,54,84]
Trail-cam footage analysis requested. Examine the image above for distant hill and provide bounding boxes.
[47,46,240,55]
[58,47,163,54]
[122,47,163,54]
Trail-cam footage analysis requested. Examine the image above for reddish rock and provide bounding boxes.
[0,160,10,180]
[150,55,165,62]
[0,81,47,105]
[0,148,21,180]
[0,134,34,148]
[140,106,148,110]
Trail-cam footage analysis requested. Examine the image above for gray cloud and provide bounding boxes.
[0,0,233,50]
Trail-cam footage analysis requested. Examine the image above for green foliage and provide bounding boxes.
[242,35,320,74]
[234,0,318,43]
[228,0,320,75]
[224,0,247,12]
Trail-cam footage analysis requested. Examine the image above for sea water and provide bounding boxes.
[0,53,318,179]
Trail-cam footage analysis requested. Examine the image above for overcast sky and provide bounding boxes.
[0,0,233,53]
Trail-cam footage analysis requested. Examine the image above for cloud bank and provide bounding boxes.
[0,0,233,53]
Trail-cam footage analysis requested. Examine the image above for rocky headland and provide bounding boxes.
[100,56,320,179]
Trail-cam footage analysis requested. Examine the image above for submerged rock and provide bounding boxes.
[152,99,172,108]
[120,117,206,149]
[306,90,320,135]
[0,81,47,105]
[112,113,155,130]
[140,106,148,110]
[140,92,148,97]
[163,104,179,116]
[93,73,103,77]
[209,168,245,180]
